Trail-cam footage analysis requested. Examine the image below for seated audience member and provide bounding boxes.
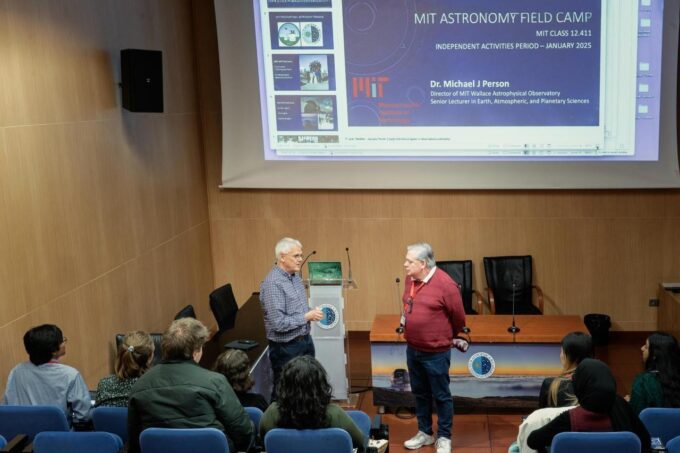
[511,406,576,453]
[127,318,253,453]
[538,332,593,408]
[260,356,365,452]
[95,331,154,407]
[3,324,91,424]
[626,331,680,415]
[508,332,593,452]
[213,348,269,412]
[527,358,651,453]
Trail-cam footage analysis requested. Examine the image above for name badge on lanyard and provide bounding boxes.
[403,280,425,325]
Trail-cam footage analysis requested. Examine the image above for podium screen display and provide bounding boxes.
[308,261,343,285]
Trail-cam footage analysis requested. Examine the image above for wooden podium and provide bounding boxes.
[370,314,586,409]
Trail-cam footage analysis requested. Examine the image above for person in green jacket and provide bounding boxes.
[260,356,366,451]
[626,332,680,415]
[127,318,253,453]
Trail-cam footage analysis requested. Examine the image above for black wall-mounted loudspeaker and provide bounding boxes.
[121,49,163,112]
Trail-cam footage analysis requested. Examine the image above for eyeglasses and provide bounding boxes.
[288,253,304,260]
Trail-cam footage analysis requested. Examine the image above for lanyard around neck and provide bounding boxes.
[409,279,425,299]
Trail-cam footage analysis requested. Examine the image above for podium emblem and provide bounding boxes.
[468,352,496,379]
[317,304,339,329]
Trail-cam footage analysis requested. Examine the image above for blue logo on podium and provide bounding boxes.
[317,304,339,329]
[468,352,496,379]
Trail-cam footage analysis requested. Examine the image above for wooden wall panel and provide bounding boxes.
[206,190,680,333]
[0,0,213,390]
[0,0,116,127]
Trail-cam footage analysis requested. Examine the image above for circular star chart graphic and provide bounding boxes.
[317,304,339,329]
[468,352,496,379]
[301,23,321,45]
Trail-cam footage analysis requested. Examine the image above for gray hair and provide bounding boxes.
[407,242,436,268]
[275,237,302,260]
[161,318,210,361]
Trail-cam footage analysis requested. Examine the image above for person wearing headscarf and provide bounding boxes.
[527,358,651,453]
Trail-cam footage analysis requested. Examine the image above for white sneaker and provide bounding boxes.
[435,437,451,453]
[404,431,435,449]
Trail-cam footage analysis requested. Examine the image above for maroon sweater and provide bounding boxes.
[403,267,466,352]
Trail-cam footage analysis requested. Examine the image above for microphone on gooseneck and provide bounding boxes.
[395,277,404,334]
[508,280,520,334]
[345,247,353,283]
[300,250,316,281]
[301,250,316,267]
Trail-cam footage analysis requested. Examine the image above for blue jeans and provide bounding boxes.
[406,346,453,439]
[268,334,315,400]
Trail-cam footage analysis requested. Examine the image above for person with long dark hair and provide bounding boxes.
[527,358,650,452]
[626,332,680,415]
[538,332,593,408]
[259,356,365,451]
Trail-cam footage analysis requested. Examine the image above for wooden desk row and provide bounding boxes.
[370,314,586,408]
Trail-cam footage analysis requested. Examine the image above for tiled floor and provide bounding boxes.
[351,404,522,452]
[347,330,649,452]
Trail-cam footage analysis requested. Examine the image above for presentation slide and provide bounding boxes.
[254,0,663,160]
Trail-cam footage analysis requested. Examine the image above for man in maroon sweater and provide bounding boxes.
[401,243,466,453]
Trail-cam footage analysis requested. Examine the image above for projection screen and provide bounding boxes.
[215,0,680,189]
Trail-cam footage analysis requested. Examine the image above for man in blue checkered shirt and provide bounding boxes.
[260,237,323,399]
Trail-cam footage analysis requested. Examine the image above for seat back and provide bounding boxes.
[115,333,163,365]
[0,405,69,441]
[33,431,123,453]
[140,428,229,453]
[92,406,128,444]
[640,407,680,445]
[209,283,239,332]
[667,435,680,453]
[550,431,640,453]
[174,304,196,320]
[437,260,477,314]
[483,255,540,314]
[346,410,370,449]
[264,428,353,453]
[244,407,263,432]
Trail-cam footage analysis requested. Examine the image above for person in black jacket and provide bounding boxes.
[527,358,651,453]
